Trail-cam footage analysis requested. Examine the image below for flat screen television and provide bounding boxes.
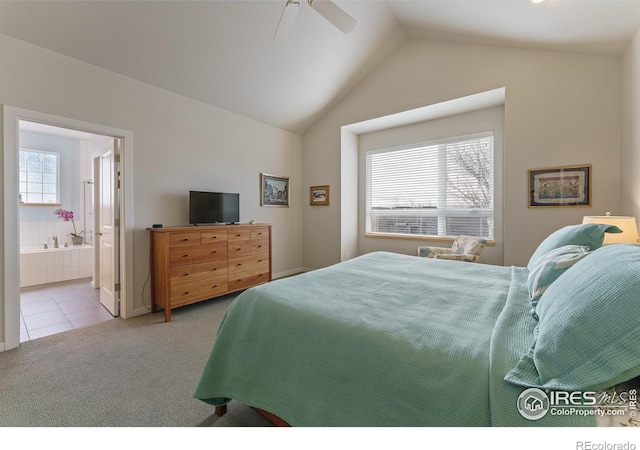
[189,191,240,225]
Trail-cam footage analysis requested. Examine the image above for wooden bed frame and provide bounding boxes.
[215,404,291,426]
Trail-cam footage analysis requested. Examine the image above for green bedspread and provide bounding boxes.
[193,251,594,426]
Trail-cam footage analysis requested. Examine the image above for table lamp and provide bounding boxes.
[582,212,639,244]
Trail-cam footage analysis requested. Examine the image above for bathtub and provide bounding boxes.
[20,244,93,288]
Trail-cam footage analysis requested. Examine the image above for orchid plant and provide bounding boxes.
[54,208,82,237]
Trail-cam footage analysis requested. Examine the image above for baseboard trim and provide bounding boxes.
[130,306,154,318]
[272,267,306,280]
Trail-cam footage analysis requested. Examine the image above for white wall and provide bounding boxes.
[0,33,303,348]
[303,39,622,269]
[622,28,640,223]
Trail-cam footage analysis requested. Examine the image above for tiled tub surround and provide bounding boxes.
[19,219,89,249]
[20,244,93,287]
[19,219,93,287]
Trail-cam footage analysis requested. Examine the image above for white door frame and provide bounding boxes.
[2,105,134,351]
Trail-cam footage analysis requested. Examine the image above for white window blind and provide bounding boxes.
[19,149,60,204]
[366,132,494,239]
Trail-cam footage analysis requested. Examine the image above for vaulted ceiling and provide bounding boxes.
[0,1,638,134]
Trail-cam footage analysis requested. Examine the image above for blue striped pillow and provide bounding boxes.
[527,245,591,309]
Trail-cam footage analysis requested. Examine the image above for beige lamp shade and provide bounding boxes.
[582,213,639,244]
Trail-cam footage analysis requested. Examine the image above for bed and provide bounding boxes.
[193,223,640,426]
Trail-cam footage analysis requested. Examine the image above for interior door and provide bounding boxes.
[98,139,120,316]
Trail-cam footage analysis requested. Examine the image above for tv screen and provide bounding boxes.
[189,191,240,225]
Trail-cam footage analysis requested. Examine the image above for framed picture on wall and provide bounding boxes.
[261,173,290,207]
[528,165,591,208]
[310,185,329,205]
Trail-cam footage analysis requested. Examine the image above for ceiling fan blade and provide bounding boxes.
[308,0,356,34]
[274,0,301,40]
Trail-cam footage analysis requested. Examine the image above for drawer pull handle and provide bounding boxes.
[182,238,189,241]
[182,254,189,258]
[258,259,263,263]
[183,291,189,295]
[183,273,189,277]
[212,250,217,254]
[236,263,242,267]
[258,245,263,248]
[212,284,218,288]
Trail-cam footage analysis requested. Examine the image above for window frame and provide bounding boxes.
[18,148,61,206]
[364,131,495,241]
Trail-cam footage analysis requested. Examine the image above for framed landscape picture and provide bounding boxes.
[310,185,329,205]
[261,173,289,207]
[528,165,591,208]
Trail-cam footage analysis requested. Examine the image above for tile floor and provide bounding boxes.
[20,278,115,342]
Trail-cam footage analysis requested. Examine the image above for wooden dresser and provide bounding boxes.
[148,224,271,321]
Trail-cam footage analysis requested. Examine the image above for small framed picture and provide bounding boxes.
[528,165,591,208]
[261,173,289,207]
[310,185,329,206]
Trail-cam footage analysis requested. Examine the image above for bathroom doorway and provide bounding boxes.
[2,105,134,351]
[18,121,116,342]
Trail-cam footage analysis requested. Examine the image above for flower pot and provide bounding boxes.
[72,236,83,246]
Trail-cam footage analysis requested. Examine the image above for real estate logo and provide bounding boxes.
[517,387,550,420]
[517,387,637,422]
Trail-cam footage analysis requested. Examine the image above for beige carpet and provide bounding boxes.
[0,294,271,427]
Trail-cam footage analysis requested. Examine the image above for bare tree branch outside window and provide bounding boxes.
[446,139,492,208]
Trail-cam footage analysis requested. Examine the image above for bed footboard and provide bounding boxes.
[214,403,290,426]
[253,407,291,426]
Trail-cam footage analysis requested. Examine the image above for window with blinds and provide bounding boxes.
[19,149,60,205]
[366,132,494,240]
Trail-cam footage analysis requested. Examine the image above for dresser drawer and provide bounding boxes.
[201,230,228,244]
[250,227,269,240]
[227,228,251,242]
[228,238,269,257]
[170,276,229,307]
[170,242,227,266]
[169,259,228,280]
[228,272,269,292]
[228,252,270,277]
[169,231,201,247]
[227,228,251,241]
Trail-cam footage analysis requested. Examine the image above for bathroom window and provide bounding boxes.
[19,149,60,205]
